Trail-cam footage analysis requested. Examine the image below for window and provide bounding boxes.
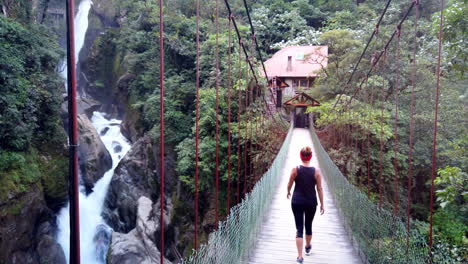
[300,80,308,88]
[295,53,304,60]
[292,79,298,88]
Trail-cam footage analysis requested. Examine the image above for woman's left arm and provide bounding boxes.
[315,169,325,214]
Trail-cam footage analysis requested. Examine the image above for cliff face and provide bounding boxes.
[77,114,113,193]
[0,146,69,263]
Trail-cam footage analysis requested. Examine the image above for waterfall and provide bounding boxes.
[57,112,131,264]
[59,0,93,90]
[56,1,131,262]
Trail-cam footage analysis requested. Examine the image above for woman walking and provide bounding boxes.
[287,146,325,263]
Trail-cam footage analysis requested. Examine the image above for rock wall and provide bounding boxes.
[0,185,65,264]
[102,135,182,261]
[107,197,172,264]
[77,114,112,193]
[103,136,161,233]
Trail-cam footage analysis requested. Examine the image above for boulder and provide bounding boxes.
[107,197,172,264]
[77,114,112,193]
[0,185,64,264]
[102,136,158,232]
[36,222,66,264]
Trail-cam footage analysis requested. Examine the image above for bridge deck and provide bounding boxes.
[248,128,362,264]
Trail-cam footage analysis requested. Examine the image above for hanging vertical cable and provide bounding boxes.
[393,26,402,216]
[244,61,249,197]
[407,0,419,253]
[194,0,200,250]
[158,0,165,262]
[367,78,375,198]
[249,83,253,192]
[227,14,232,212]
[378,50,387,209]
[237,44,243,204]
[429,0,444,251]
[65,0,80,263]
[214,0,220,228]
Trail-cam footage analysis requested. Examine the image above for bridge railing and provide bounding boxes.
[182,125,293,264]
[308,125,433,264]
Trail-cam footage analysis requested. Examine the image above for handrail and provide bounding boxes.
[308,125,433,263]
[182,125,293,264]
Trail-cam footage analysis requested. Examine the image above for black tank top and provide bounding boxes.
[292,166,317,206]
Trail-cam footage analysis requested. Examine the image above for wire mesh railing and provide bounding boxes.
[308,126,434,264]
[182,125,293,264]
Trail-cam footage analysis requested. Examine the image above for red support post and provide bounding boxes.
[65,1,80,263]
[214,0,220,228]
[227,15,232,213]
[429,0,444,252]
[194,0,200,250]
[393,27,401,216]
[237,46,242,205]
[406,0,419,253]
[158,0,165,262]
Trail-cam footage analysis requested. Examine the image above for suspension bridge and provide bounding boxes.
[61,0,449,263]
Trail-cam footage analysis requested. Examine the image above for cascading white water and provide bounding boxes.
[59,0,93,90]
[57,111,131,264]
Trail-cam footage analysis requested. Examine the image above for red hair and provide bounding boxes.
[300,146,312,161]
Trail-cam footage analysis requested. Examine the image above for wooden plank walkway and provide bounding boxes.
[248,128,362,264]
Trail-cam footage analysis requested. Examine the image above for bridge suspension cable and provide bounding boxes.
[223,0,287,128]
[227,12,232,213]
[429,0,444,252]
[158,0,165,263]
[393,27,401,216]
[65,0,80,263]
[343,1,416,108]
[194,0,200,250]
[333,0,392,109]
[214,0,220,229]
[406,0,419,251]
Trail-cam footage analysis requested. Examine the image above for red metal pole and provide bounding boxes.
[429,0,444,251]
[393,27,401,216]
[244,61,249,197]
[158,0,165,262]
[378,56,386,209]
[237,45,242,205]
[66,0,80,263]
[194,0,200,250]
[214,0,220,228]
[407,0,419,252]
[227,15,232,212]
[367,78,374,198]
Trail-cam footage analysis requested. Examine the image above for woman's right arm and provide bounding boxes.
[315,169,325,215]
[287,167,297,199]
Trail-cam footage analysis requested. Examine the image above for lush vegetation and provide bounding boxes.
[1,0,465,261]
[299,0,467,261]
[95,0,290,250]
[0,15,67,208]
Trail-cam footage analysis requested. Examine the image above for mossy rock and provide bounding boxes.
[0,151,41,201]
[0,147,68,211]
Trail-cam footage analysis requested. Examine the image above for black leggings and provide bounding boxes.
[291,203,317,238]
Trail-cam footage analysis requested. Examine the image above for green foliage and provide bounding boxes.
[0,16,64,151]
[435,166,468,208]
[176,87,234,193]
[312,30,362,98]
[252,5,310,51]
[433,209,467,245]
[0,151,41,201]
[432,0,467,78]
[0,151,26,171]
[308,96,393,141]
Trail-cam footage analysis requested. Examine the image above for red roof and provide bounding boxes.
[263,46,328,78]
